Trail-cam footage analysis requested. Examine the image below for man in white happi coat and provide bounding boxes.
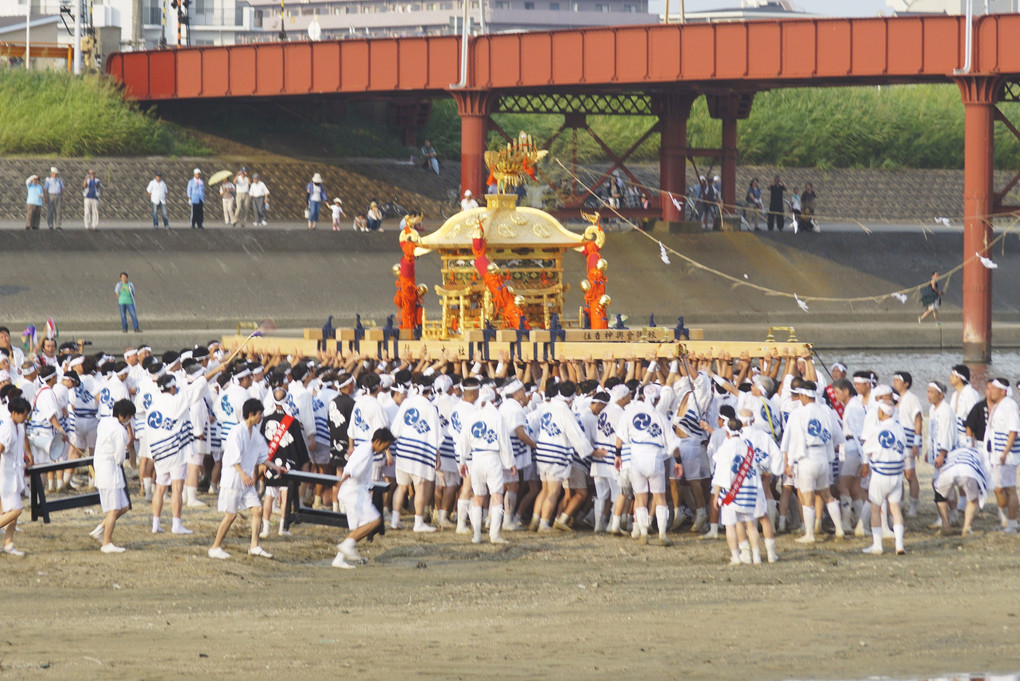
[390,375,441,532]
[457,387,516,544]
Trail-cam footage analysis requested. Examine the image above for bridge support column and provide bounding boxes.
[957,76,1003,364]
[653,92,694,222]
[452,90,496,199]
[706,92,755,219]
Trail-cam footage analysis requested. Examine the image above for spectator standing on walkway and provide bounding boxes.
[82,169,101,231]
[187,169,205,229]
[232,167,251,227]
[147,171,170,229]
[220,176,235,226]
[767,175,786,232]
[331,198,346,231]
[249,173,269,226]
[25,175,43,230]
[115,272,141,333]
[745,178,763,231]
[43,167,64,230]
[306,173,328,230]
[421,140,440,175]
[801,182,817,232]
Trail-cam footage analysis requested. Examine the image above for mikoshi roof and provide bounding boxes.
[419,195,583,252]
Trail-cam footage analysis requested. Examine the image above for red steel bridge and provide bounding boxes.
[107,15,1020,362]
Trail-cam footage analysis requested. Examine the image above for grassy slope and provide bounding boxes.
[0,69,207,156]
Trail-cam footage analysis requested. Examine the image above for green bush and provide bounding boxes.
[0,68,207,156]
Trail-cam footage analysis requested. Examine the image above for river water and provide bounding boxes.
[812,349,1020,392]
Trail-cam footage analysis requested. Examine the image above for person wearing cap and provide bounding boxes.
[187,168,205,229]
[782,380,845,543]
[306,173,329,230]
[146,171,170,229]
[82,168,101,231]
[232,167,251,227]
[892,372,923,518]
[460,190,478,212]
[25,174,44,230]
[366,200,383,231]
[249,173,269,226]
[0,397,32,556]
[88,398,136,553]
[983,377,1020,533]
[860,397,908,555]
[330,197,346,231]
[44,166,65,230]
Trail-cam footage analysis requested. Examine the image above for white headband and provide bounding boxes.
[928,382,944,395]
[793,387,815,397]
[991,379,1009,390]
[872,384,893,399]
[233,368,252,381]
[139,346,152,353]
[337,376,355,390]
[124,349,138,358]
[609,384,630,404]
[590,396,608,405]
[501,379,524,397]
[69,357,84,368]
[830,362,847,373]
[116,367,130,377]
[161,377,177,391]
[951,368,969,384]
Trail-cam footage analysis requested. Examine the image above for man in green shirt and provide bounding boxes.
[115,273,141,333]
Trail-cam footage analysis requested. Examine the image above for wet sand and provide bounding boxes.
[2,473,1020,681]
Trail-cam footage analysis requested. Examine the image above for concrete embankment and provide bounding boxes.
[1,228,1018,352]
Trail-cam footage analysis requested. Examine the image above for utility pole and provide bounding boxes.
[73,0,82,73]
[25,0,30,69]
[279,0,286,40]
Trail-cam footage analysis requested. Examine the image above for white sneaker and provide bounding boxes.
[739,549,751,565]
[390,519,405,530]
[101,544,126,554]
[332,553,355,569]
[337,542,363,562]
[1003,526,1018,534]
[248,546,273,558]
[413,524,437,533]
[795,534,816,544]
[2,545,24,557]
[186,498,207,508]
[171,525,194,535]
[89,524,105,540]
[490,536,509,545]
[862,545,883,555]
[208,547,231,560]
[259,526,270,539]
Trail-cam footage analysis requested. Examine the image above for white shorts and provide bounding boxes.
[98,487,130,513]
[629,467,666,495]
[538,462,569,483]
[795,458,829,493]
[991,463,1017,489]
[520,463,538,482]
[137,434,152,461]
[934,474,980,502]
[395,469,424,487]
[308,445,330,467]
[564,466,588,491]
[903,448,916,472]
[719,504,756,526]
[29,433,65,464]
[678,440,708,481]
[469,458,505,497]
[188,452,205,467]
[593,475,620,502]
[868,472,904,505]
[154,461,187,486]
[436,469,462,487]
[1,491,24,513]
[340,486,379,530]
[218,485,261,514]
[70,423,97,451]
[264,484,280,499]
[615,466,633,497]
[502,467,519,485]
[841,446,862,479]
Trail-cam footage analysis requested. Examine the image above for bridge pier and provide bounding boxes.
[452,90,496,199]
[957,76,1003,364]
[653,92,694,222]
[706,92,755,218]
